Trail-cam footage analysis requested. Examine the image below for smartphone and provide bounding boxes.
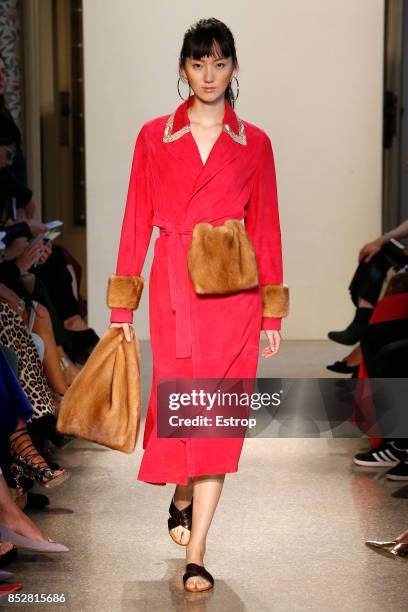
[45,220,64,230]
[43,230,61,242]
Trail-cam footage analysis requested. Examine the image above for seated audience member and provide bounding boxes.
[352,272,408,479]
[327,219,408,374]
[0,301,70,479]
[0,71,99,363]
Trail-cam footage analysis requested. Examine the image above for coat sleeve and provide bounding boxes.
[109,124,154,324]
[244,132,289,331]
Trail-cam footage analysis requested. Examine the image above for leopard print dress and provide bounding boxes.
[0,300,55,421]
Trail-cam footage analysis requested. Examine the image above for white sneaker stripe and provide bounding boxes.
[384,448,399,461]
[373,452,386,463]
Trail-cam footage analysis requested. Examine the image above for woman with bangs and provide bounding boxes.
[109,17,288,592]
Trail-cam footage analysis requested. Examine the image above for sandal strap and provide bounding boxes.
[183,563,214,586]
[9,429,48,469]
[168,496,193,531]
[168,505,192,531]
[169,495,193,516]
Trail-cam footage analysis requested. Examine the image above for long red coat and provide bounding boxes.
[110,94,284,485]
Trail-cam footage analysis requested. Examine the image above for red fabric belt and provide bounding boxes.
[153,214,193,358]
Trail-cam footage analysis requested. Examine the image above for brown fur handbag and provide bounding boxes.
[187,219,259,294]
[56,327,141,453]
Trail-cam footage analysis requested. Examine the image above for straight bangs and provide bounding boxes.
[184,34,231,62]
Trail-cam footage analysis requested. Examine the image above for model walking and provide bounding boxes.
[108,18,289,592]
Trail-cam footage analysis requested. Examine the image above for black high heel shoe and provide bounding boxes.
[326,360,360,375]
[328,307,373,345]
[168,495,193,546]
[9,426,70,489]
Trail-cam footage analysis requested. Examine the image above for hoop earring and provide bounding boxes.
[177,76,191,101]
[230,76,239,103]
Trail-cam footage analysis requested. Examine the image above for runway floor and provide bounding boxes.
[4,341,407,611]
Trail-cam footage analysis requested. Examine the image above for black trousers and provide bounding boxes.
[348,242,408,307]
[360,318,408,378]
[34,245,80,321]
[360,318,408,447]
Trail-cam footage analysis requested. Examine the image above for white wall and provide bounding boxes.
[83,0,384,340]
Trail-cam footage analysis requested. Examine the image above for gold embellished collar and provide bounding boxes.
[163,94,247,145]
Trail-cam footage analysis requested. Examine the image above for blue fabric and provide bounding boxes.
[0,349,33,476]
[0,348,33,433]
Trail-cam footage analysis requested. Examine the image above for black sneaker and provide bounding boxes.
[353,441,408,467]
[386,461,408,481]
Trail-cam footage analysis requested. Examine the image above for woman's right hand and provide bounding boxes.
[358,237,384,263]
[109,322,134,342]
[15,241,43,272]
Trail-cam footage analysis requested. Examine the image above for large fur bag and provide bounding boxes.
[187,219,259,294]
[56,327,141,453]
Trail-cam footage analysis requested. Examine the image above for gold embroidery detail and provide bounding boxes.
[163,111,191,142]
[163,110,247,145]
[223,116,247,145]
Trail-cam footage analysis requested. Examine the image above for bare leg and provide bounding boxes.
[357,298,374,308]
[0,472,47,542]
[169,478,193,545]
[63,314,88,331]
[185,474,225,590]
[31,303,68,394]
[342,345,362,366]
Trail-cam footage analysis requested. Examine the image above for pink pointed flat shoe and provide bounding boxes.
[0,525,68,553]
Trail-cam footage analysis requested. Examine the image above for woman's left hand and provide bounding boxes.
[261,330,281,358]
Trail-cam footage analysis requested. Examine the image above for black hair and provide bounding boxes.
[178,18,238,108]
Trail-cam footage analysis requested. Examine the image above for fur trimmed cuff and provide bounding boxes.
[106,274,144,310]
[261,284,290,318]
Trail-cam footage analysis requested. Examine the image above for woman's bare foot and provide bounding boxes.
[169,482,193,545]
[343,345,362,367]
[9,426,66,480]
[185,542,211,591]
[0,542,14,556]
[0,503,47,543]
[395,529,408,544]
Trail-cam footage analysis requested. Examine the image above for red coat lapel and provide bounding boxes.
[163,94,247,202]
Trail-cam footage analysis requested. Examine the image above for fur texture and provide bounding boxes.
[187,219,259,294]
[261,284,290,317]
[106,274,144,309]
[56,327,141,453]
